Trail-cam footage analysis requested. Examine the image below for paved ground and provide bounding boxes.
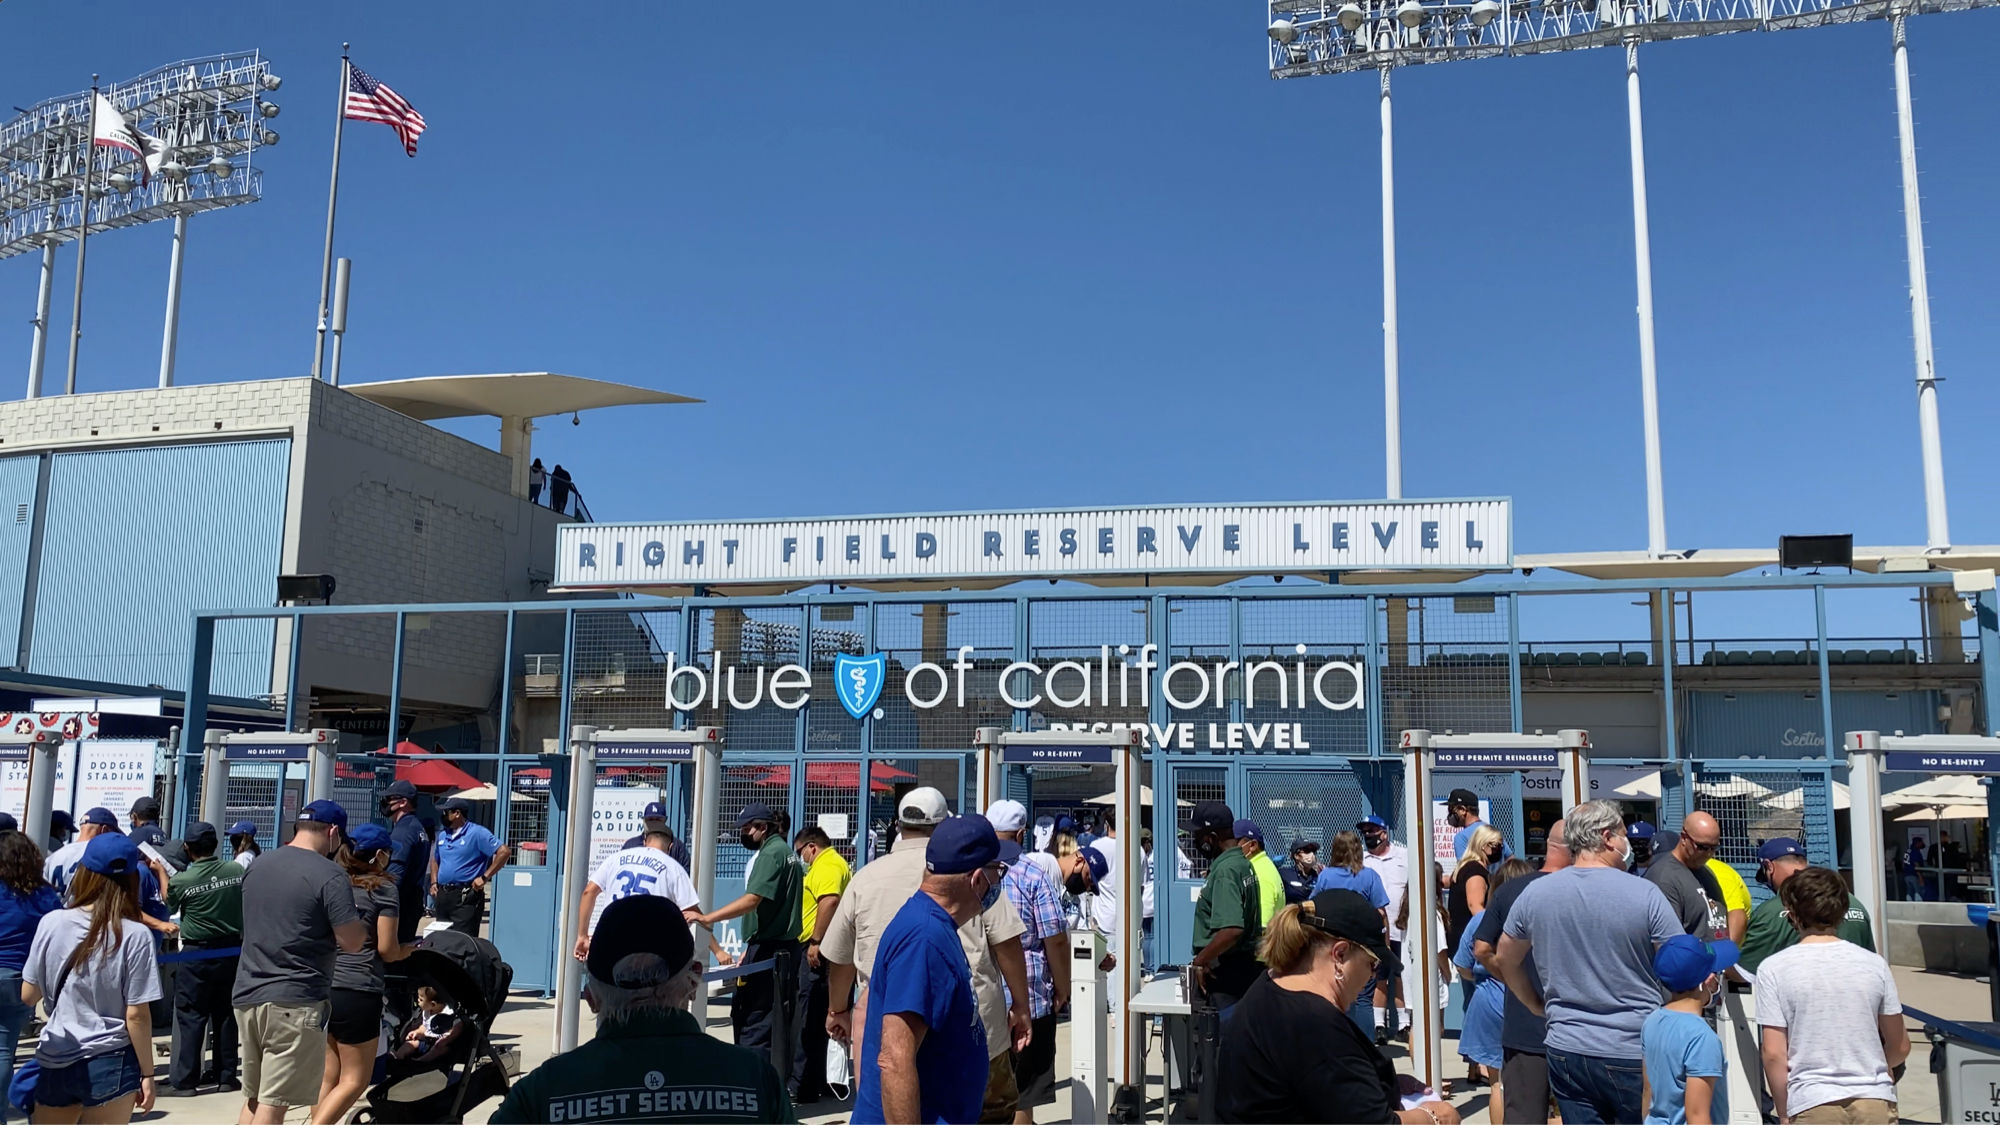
[127,966,1977,1123]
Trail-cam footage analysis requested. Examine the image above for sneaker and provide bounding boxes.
[157,1085,201,1098]
[1373,1026,1391,1046]
[215,1078,243,1092]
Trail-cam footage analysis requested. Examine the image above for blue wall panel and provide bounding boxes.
[28,440,289,696]
[0,455,38,660]
[1684,688,1940,759]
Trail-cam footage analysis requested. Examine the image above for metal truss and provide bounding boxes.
[0,51,276,261]
[1267,0,1999,76]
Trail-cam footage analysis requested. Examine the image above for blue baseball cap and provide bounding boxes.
[735,802,776,828]
[1079,844,1110,885]
[81,807,118,829]
[997,839,1024,865]
[926,814,1001,876]
[1653,935,1739,992]
[1052,815,1078,834]
[348,823,392,854]
[1626,820,1656,839]
[48,810,73,834]
[643,801,667,820]
[298,800,347,830]
[226,821,256,837]
[1757,837,1807,862]
[1232,819,1265,845]
[81,833,142,877]
[0,813,16,834]
[1356,814,1388,831]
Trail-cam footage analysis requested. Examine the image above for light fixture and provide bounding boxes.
[1286,42,1309,62]
[1398,1,1427,27]
[259,102,281,119]
[105,173,136,193]
[259,129,280,146]
[1269,18,1299,42]
[1338,3,1367,29]
[206,152,232,177]
[158,159,187,181]
[260,73,283,91]
[1471,0,1502,24]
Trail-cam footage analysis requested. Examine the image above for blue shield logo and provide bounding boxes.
[832,653,888,720]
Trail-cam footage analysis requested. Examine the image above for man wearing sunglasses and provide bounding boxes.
[1642,812,1729,940]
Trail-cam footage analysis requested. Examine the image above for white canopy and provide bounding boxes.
[1893,804,1989,823]
[1883,775,1988,806]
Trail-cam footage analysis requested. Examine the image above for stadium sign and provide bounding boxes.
[556,500,1511,588]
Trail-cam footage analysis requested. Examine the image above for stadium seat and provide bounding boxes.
[1555,653,1581,666]
[1533,652,1557,666]
[1624,652,1649,666]
[1842,649,1870,664]
[1723,651,1752,666]
[1701,651,1719,666]
[1867,649,1894,664]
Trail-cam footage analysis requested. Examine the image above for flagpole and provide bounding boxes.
[312,46,350,381]
[64,75,99,397]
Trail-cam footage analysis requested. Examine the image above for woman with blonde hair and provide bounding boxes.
[1213,889,1460,1124]
[1447,824,1503,954]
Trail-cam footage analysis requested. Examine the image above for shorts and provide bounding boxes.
[328,988,384,1046]
[236,1000,330,1107]
[1012,1013,1058,1107]
[980,1046,1019,1124]
[35,1045,142,1108]
[1501,1048,1552,1124]
[1792,1097,1898,1124]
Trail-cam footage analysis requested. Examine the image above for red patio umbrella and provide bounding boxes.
[376,741,484,793]
[753,762,914,792]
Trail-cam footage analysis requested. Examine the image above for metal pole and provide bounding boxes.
[200,729,228,830]
[555,725,595,1054]
[1844,731,1888,952]
[157,213,186,388]
[1891,8,1950,552]
[328,257,351,386]
[1399,730,1443,1093]
[23,734,60,849]
[65,77,100,397]
[1379,65,1402,500]
[312,50,350,380]
[305,729,337,804]
[1625,40,1668,558]
[26,242,54,399]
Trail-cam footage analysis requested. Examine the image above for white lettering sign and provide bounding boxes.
[557,500,1511,588]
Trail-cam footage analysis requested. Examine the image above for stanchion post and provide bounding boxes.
[555,725,596,1055]
[1113,727,1144,1119]
[973,727,1002,813]
[1399,729,1445,1095]
[22,732,60,847]
[304,728,338,804]
[691,730,722,924]
[199,729,228,830]
[1557,729,1592,811]
[1845,730,1888,953]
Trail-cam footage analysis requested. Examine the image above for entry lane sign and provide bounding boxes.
[1434,749,1559,770]
[595,742,696,762]
[999,745,1116,765]
[1884,750,2000,774]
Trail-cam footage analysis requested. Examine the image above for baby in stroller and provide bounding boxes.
[391,987,466,1064]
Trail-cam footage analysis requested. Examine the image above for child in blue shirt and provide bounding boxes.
[1641,934,1737,1125]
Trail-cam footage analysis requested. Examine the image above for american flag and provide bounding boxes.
[344,64,426,157]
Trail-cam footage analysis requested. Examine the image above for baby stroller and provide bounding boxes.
[354,947,509,1123]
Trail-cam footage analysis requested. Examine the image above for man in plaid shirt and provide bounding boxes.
[996,836,1070,1123]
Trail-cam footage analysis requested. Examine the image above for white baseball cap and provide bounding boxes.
[985,799,1029,834]
[898,787,950,827]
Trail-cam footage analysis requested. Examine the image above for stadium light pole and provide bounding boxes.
[1891,3,1950,552]
[1623,33,1669,558]
[1379,62,1402,500]
[25,240,54,398]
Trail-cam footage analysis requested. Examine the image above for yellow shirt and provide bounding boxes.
[1249,850,1285,927]
[800,847,854,942]
[1707,857,1752,916]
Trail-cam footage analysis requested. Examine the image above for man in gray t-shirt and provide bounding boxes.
[1643,814,1726,938]
[1496,800,1681,1125]
[232,802,365,1125]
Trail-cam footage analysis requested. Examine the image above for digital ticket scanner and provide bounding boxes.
[197,728,340,829]
[1400,727,1589,1096]
[972,725,1146,1122]
[555,725,722,1054]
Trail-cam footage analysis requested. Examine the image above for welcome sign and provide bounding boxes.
[556,500,1511,588]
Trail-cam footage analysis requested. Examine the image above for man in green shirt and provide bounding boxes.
[1184,802,1264,1009]
[692,803,804,1071]
[495,895,797,1123]
[1739,838,1875,973]
[163,821,245,1095]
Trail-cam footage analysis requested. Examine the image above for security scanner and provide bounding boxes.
[1400,728,1589,1097]
[1,731,64,846]
[554,725,721,1054]
[973,725,1146,1122]
[196,728,340,829]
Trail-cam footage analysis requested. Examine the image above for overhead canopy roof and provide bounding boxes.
[1519,546,2000,581]
[345,372,700,422]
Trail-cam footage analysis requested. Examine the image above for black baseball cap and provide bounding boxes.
[1180,801,1235,836]
[130,796,160,819]
[437,797,472,815]
[587,896,695,985]
[1289,838,1319,855]
[184,821,219,846]
[382,780,419,801]
[1446,788,1479,809]
[1307,888,1394,965]
[735,802,777,828]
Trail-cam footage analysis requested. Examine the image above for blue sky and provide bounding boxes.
[5,3,1997,642]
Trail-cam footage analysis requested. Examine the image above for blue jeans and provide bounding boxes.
[0,969,29,1124]
[1546,1048,1645,1125]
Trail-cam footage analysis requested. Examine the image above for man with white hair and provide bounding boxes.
[822,788,1031,1124]
[1494,799,1682,1125]
[492,896,794,1123]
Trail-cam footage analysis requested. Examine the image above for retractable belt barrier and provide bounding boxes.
[703,957,775,982]
[1906,1004,2000,1053]
[159,945,243,964]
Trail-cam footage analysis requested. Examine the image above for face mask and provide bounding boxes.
[1755,865,1771,887]
[978,871,1004,911]
[1619,836,1637,870]
[1065,872,1090,896]
[739,830,759,851]
[1195,835,1223,860]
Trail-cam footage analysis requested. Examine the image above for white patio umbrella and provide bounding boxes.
[444,782,498,801]
[1884,774,1987,807]
[1761,781,1852,812]
[1893,804,1987,822]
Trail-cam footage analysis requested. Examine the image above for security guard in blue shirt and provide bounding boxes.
[1277,839,1321,904]
[491,896,797,1124]
[379,780,432,943]
[428,797,510,936]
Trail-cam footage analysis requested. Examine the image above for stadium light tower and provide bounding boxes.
[1,52,279,397]
[1268,0,1980,555]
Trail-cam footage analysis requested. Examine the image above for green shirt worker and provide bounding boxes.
[1738,838,1875,974]
[691,803,805,1070]
[1184,801,1264,1009]
[494,895,797,1124]
[162,821,245,1095]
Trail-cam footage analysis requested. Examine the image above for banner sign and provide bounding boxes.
[0,740,155,822]
[225,742,310,762]
[999,745,1116,765]
[1432,797,1493,864]
[594,742,696,762]
[1434,749,1559,770]
[1885,750,2000,774]
[557,499,1512,588]
[589,787,658,875]
[0,713,99,740]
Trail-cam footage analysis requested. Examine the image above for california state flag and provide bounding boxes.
[90,92,166,182]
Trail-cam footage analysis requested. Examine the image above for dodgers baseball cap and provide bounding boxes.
[897,787,950,827]
[985,799,1029,834]
[438,797,473,815]
[298,800,348,830]
[225,820,256,836]
[1306,889,1394,966]
[1356,814,1388,831]
[1232,819,1265,845]
[130,796,160,819]
[348,823,392,853]
[1052,814,1078,834]
[926,815,1001,875]
[734,802,776,828]
[381,780,419,801]
[1289,838,1319,855]
[1653,935,1739,992]
[1446,788,1479,809]
[184,821,218,846]
[588,896,696,985]
[997,839,1024,866]
[1078,844,1110,885]
[81,807,118,829]
[1180,801,1235,836]
[80,833,141,877]
[643,801,667,820]
[1757,837,1807,862]
[48,810,73,834]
